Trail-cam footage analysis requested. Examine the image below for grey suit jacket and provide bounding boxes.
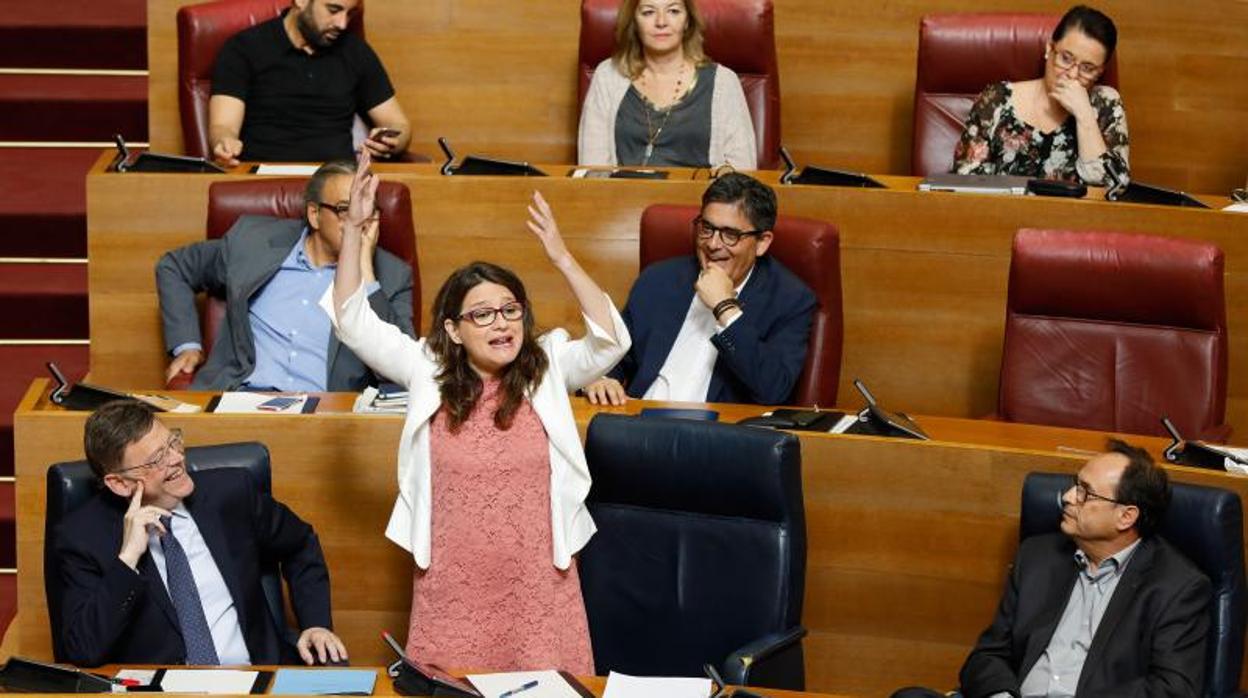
[156,215,415,391]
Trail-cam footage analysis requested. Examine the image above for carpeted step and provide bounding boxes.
[0,574,14,642]
[0,148,104,258]
[0,74,147,142]
[0,482,11,569]
[0,262,88,339]
[0,344,89,478]
[0,0,146,70]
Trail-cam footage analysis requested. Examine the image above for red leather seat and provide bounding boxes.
[166,178,420,388]
[912,13,1119,177]
[998,229,1229,442]
[578,0,780,170]
[638,204,841,406]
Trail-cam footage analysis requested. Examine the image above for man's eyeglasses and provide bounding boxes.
[692,216,763,247]
[1052,49,1103,80]
[115,428,185,476]
[317,202,379,220]
[1071,475,1125,506]
[457,301,525,328]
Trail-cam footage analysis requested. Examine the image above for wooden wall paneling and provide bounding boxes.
[147,1,1248,194]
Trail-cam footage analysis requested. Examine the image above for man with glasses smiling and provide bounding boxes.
[52,400,345,667]
[156,159,414,392]
[584,172,815,405]
[950,440,1210,697]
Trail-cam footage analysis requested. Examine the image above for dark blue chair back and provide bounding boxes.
[579,414,806,687]
[44,442,290,662]
[1021,472,1246,697]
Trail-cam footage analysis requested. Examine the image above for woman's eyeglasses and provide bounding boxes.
[457,302,525,327]
[1052,49,1103,80]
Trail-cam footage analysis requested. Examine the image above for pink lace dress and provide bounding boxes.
[405,379,595,673]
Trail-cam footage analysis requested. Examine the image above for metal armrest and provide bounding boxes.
[720,625,807,687]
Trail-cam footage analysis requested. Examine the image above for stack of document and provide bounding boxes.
[353,385,409,414]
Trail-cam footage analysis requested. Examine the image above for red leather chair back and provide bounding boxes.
[578,0,780,170]
[189,178,418,373]
[912,13,1119,177]
[999,229,1228,441]
[176,0,365,158]
[639,204,841,406]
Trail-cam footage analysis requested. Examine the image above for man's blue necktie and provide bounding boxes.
[159,515,220,665]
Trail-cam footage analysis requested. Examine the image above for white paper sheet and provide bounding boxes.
[159,669,260,694]
[254,164,320,176]
[601,671,711,698]
[211,392,308,414]
[466,670,582,698]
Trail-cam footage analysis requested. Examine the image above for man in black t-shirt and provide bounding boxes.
[209,0,411,164]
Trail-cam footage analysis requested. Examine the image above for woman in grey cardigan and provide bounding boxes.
[577,0,757,170]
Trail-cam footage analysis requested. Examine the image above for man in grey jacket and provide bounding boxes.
[156,159,414,391]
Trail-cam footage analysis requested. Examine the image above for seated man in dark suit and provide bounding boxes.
[54,400,345,666]
[157,158,415,390]
[208,0,411,165]
[584,173,816,405]
[896,440,1210,698]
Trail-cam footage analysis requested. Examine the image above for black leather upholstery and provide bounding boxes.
[1020,472,1246,697]
[44,442,294,662]
[579,414,807,689]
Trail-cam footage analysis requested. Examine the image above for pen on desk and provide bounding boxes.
[498,679,539,698]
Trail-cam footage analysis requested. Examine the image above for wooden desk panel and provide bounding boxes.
[86,158,1248,434]
[16,380,1248,694]
[145,0,1248,194]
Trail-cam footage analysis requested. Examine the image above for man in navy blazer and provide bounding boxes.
[585,173,815,405]
[52,400,346,667]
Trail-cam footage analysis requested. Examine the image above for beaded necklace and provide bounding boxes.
[637,62,691,165]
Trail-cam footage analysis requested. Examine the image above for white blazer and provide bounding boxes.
[319,284,631,570]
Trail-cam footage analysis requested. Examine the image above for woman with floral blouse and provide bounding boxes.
[952,5,1128,186]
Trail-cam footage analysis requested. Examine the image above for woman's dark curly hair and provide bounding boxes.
[426,261,548,431]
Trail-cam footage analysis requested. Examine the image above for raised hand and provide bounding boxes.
[345,149,380,231]
[525,191,573,269]
[334,149,380,310]
[523,190,618,342]
[118,482,170,570]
